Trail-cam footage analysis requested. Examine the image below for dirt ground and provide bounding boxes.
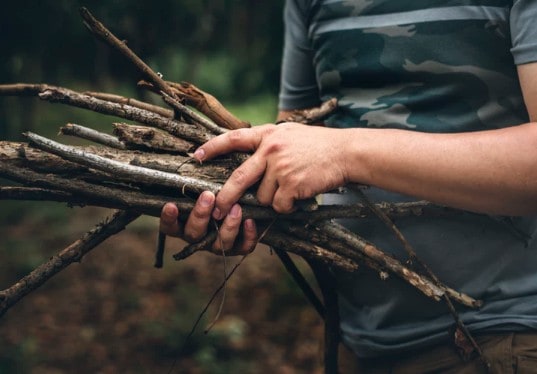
[0,205,324,373]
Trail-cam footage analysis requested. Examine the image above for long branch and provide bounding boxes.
[315,221,482,308]
[0,210,140,317]
[79,7,178,101]
[38,86,211,144]
[0,154,463,223]
[0,83,212,145]
[0,154,480,308]
[25,132,260,206]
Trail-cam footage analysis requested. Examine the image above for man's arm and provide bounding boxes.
[518,62,537,122]
[339,62,537,215]
[196,63,537,217]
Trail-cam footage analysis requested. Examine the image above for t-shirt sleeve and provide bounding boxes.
[278,0,321,111]
[510,0,537,65]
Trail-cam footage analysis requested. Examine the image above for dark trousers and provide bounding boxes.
[339,333,537,373]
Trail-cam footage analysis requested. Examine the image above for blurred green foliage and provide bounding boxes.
[0,0,285,139]
[0,335,38,373]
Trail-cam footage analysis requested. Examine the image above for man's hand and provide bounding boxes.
[194,122,350,217]
[159,122,350,255]
[159,191,257,255]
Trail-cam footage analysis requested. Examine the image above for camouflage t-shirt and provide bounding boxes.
[279,0,537,358]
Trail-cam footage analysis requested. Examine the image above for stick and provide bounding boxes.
[112,123,195,153]
[161,92,227,135]
[0,158,459,223]
[316,221,482,308]
[281,98,338,124]
[25,132,260,206]
[84,91,174,118]
[139,80,250,130]
[273,247,326,318]
[0,186,76,203]
[37,86,212,144]
[79,7,178,101]
[0,210,140,317]
[0,83,213,145]
[0,162,193,217]
[60,123,126,149]
[354,188,488,363]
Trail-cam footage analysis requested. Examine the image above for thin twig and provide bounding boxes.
[139,80,250,130]
[168,254,250,374]
[173,231,218,261]
[0,186,77,203]
[79,7,178,101]
[84,91,174,118]
[154,232,166,268]
[354,188,489,367]
[316,221,482,308]
[161,92,227,135]
[60,123,126,149]
[273,247,325,318]
[204,221,228,334]
[0,161,461,223]
[281,98,338,124]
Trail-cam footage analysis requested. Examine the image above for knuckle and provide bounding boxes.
[220,221,239,236]
[266,141,282,153]
[190,207,209,221]
[231,168,249,186]
[257,194,272,206]
[284,174,300,189]
[273,201,293,214]
[183,228,202,242]
[297,186,315,201]
[213,238,234,252]
[228,129,246,144]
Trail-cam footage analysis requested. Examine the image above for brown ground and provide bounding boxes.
[0,205,324,373]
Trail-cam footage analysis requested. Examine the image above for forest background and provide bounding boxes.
[0,1,324,373]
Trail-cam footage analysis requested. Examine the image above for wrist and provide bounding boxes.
[338,128,375,186]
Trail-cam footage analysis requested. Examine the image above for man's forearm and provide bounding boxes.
[343,123,537,215]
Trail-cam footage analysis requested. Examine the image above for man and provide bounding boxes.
[161,1,537,372]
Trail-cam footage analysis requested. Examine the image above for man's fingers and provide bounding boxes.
[194,126,273,162]
[160,202,182,236]
[183,191,215,242]
[272,187,296,214]
[213,155,266,219]
[256,165,278,206]
[238,219,258,254]
[212,204,242,251]
[210,217,258,256]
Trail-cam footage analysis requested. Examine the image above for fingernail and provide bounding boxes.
[229,204,240,218]
[194,148,205,161]
[245,219,254,230]
[212,207,222,220]
[163,204,176,217]
[200,192,213,207]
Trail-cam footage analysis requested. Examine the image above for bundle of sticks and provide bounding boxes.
[0,7,486,371]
